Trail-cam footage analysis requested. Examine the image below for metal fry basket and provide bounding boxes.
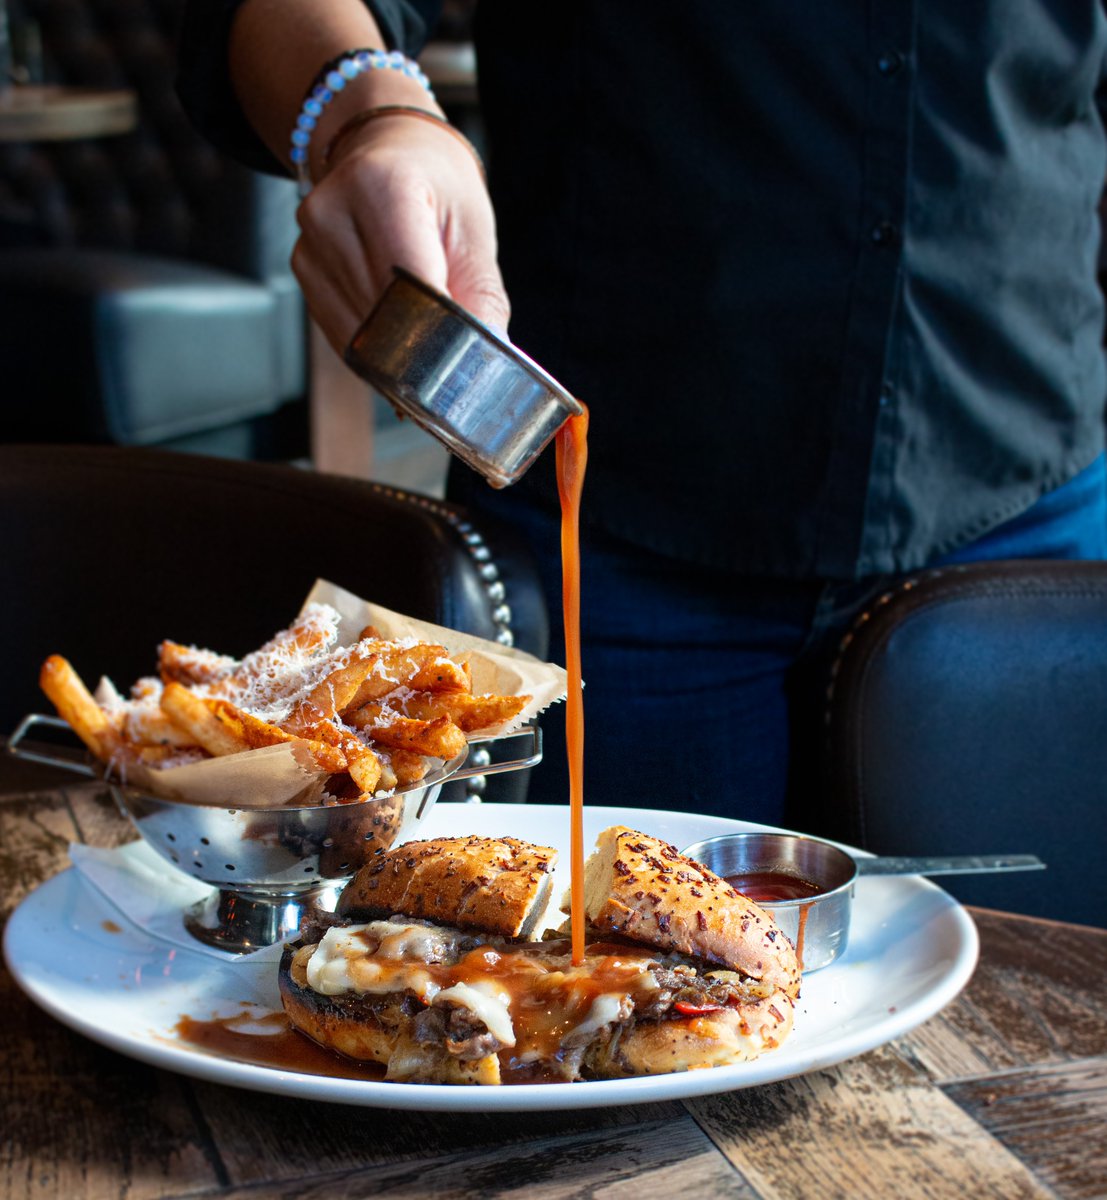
[9,713,541,953]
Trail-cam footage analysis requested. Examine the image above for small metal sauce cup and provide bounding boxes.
[345,267,583,488]
[682,832,858,973]
[682,833,1045,973]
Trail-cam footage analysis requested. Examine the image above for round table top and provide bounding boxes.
[0,84,138,142]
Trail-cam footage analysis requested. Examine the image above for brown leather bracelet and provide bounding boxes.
[320,104,486,179]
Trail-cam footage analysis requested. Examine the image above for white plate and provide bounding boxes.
[3,803,978,1112]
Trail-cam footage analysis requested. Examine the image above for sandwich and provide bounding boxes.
[278,826,801,1084]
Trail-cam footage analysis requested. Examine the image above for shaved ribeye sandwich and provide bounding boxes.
[278,828,800,1084]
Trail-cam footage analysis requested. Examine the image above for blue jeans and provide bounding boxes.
[460,455,1107,827]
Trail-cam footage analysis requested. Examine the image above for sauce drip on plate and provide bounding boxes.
[174,1010,384,1080]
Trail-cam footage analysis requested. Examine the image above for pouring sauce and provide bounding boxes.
[556,406,589,966]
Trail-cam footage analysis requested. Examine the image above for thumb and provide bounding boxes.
[447,255,512,337]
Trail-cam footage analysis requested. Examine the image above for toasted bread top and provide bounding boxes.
[336,834,558,939]
[581,826,801,998]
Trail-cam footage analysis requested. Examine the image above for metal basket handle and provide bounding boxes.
[449,722,543,781]
[7,712,543,786]
[6,713,100,777]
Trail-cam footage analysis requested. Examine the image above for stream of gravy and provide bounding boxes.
[555,406,589,966]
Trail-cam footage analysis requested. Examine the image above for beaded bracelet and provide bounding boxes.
[290,48,436,195]
[322,105,485,179]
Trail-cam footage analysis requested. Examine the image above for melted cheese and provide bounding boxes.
[434,980,516,1047]
[571,992,628,1041]
[303,925,662,1057]
[373,922,458,962]
[306,922,447,996]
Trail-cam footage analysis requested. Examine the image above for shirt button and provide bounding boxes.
[870,222,900,247]
[877,50,905,76]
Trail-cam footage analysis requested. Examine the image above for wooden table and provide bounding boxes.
[0,84,137,142]
[2,777,1104,1200]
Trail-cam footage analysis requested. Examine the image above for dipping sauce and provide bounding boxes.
[724,871,824,905]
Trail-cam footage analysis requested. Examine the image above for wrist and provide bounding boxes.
[290,48,443,192]
[321,106,485,183]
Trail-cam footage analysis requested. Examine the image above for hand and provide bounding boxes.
[292,111,510,356]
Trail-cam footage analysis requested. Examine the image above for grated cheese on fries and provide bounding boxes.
[39,603,531,805]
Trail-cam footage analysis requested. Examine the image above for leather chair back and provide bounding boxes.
[823,561,1107,928]
[0,444,549,802]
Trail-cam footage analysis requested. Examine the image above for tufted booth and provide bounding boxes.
[0,0,307,458]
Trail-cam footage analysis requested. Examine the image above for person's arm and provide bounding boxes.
[227,0,509,352]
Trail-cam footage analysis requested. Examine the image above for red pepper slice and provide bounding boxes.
[673,1001,724,1016]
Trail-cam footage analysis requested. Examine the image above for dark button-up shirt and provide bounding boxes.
[178,1,1107,580]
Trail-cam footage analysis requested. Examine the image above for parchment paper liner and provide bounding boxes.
[111,579,567,808]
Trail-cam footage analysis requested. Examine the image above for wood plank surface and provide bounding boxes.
[196,1087,687,1187]
[944,1057,1107,1200]
[197,1114,750,1200]
[962,912,1107,1063]
[896,911,1107,1082]
[687,1043,1054,1200]
[66,783,139,849]
[0,791,77,921]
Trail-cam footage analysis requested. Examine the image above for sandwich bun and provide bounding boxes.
[581,826,801,1000]
[603,998,795,1075]
[336,834,557,938]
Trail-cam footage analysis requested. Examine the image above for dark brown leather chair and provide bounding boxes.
[0,444,549,802]
[820,561,1107,928]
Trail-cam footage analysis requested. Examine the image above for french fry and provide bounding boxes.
[388,689,530,733]
[346,742,383,793]
[345,644,471,710]
[284,653,376,734]
[130,676,162,701]
[411,650,471,693]
[160,682,250,758]
[118,743,202,767]
[157,640,236,688]
[39,655,116,761]
[388,748,430,786]
[204,699,349,774]
[347,702,467,760]
[123,705,199,749]
[295,719,381,791]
